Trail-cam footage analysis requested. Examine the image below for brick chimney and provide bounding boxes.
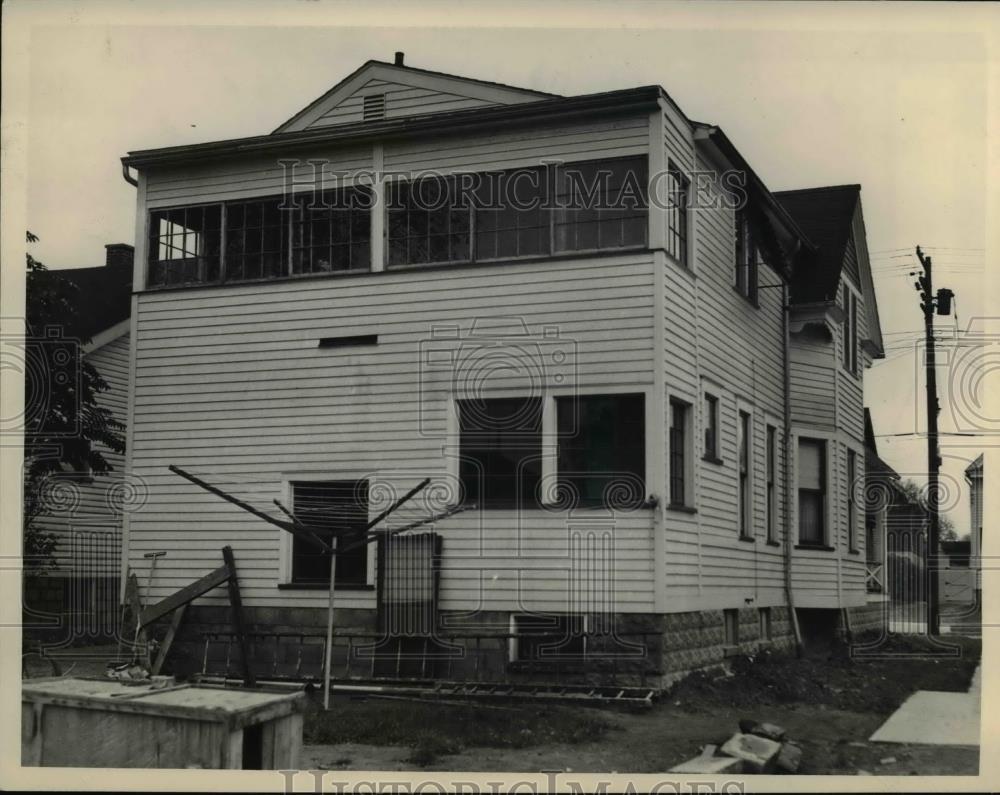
[105,243,134,269]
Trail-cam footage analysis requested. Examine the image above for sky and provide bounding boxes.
[6,1,997,537]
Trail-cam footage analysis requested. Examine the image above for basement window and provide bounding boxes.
[363,93,386,121]
[458,397,542,508]
[290,480,369,586]
[759,607,772,641]
[556,393,645,509]
[724,608,739,647]
[511,614,586,662]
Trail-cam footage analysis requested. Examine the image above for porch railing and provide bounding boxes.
[866,560,885,593]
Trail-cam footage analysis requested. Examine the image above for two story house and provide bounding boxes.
[120,55,884,686]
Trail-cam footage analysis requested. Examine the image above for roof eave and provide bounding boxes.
[123,86,663,170]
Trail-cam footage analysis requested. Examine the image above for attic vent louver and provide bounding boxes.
[363,93,386,121]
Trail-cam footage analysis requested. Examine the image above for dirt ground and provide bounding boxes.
[301,634,981,776]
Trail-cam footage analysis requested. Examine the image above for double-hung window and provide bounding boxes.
[703,393,720,462]
[766,424,778,543]
[798,438,827,546]
[458,397,543,509]
[669,398,692,508]
[843,288,859,374]
[848,448,858,552]
[738,410,752,537]
[557,394,646,509]
[290,480,369,586]
[734,208,758,303]
[666,163,690,266]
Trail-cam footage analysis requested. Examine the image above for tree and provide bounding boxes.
[897,478,958,542]
[23,232,127,573]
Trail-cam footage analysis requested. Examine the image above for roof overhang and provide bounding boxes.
[123,86,663,171]
[693,124,816,279]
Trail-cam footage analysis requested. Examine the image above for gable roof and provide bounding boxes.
[274,60,557,134]
[966,454,983,477]
[774,184,861,303]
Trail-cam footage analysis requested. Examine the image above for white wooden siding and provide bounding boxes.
[127,255,658,612]
[36,333,129,577]
[310,79,498,129]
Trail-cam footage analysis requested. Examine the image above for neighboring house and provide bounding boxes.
[966,454,983,603]
[120,56,885,685]
[863,408,892,602]
[25,244,133,642]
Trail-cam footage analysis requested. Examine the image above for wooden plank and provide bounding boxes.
[140,563,230,627]
[223,545,256,687]
[151,603,187,675]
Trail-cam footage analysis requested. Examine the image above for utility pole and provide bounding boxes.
[913,246,953,637]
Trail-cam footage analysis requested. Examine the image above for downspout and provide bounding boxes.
[783,283,805,655]
[121,163,138,187]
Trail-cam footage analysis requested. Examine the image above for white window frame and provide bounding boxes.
[763,414,781,545]
[667,394,695,509]
[701,382,723,464]
[846,443,863,553]
[841,280,861,376]
[736,399,755,539]
[277,472,377,587]
[791,427,837,549]
[448,385,655,509]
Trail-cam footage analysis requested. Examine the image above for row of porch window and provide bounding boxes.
[146,155,760,299]
[288,393,859,585]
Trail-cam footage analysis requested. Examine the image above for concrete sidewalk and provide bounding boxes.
[869,665,981,746]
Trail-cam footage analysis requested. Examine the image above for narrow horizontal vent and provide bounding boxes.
[318,334,379,349]
[363,93,386,121]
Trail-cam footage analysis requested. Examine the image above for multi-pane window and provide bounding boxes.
[703,393,720,462]
[734,208,758,303]
[148,205,222,286]
[766,424,778,543]
[225,197,290,282]
[666,163,690,266]
[848,449,858,551]
[798,438,827,546]
[458,397,542,508]
[843,288,859,374]
[475,167,550,261]
[291,188,372,275]
[290,480,369,586]
[738,410,752,537]
[387,175,472,266]
[669,399,690,507]
[553,156,648,253]
[148,189,371,286]
[556,394,645,509]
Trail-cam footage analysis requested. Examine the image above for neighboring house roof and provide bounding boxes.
[774,184,860,304]
[966,454,983,477]
[45,245,133,344]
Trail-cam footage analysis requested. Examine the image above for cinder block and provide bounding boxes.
[719,732,782,773]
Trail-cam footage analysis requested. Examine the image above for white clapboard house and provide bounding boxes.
[120,56,884,685]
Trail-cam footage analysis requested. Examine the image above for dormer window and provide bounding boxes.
[363,93,386,121]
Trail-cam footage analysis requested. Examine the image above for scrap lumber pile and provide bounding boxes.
[669,718,802,774]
